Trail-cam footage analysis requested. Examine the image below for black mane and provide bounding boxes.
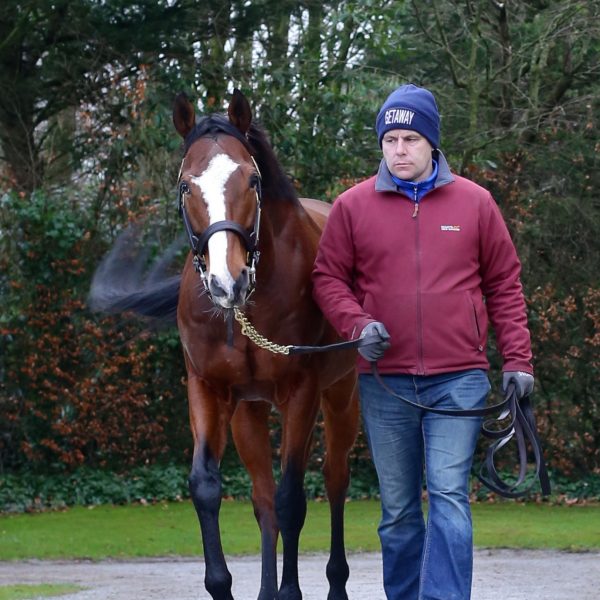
[184,113,299,205]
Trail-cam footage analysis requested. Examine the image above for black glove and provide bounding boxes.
[502,371,534,399]
[358,322,391,362]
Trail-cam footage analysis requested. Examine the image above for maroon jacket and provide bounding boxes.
[312,154,533,376]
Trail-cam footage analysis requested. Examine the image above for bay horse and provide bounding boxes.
[90,89,359,600]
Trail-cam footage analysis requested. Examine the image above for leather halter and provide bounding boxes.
[177,156,263,300]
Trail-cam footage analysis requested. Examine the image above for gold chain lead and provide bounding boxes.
[233,308,292,355]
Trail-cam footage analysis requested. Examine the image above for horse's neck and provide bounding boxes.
[264,198,307,237]
[259,200,318,273]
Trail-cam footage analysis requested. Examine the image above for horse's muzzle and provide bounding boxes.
[208,268,250,308]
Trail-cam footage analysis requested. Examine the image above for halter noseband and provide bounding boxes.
[177,155,263,300]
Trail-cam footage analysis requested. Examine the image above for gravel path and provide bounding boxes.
[1,549,599,599]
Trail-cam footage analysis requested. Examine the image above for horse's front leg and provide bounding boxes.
[276,380,321,600]
[321,372,360,600]
[231,401,278,600]
[187,372,235,600]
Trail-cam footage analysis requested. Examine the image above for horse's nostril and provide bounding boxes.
[233,268,249,298]
[208,275,227,298]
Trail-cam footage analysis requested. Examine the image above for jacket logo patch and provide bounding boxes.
[440,225,461,232]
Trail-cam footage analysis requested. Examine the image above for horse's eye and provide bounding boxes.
[249,174,260,189]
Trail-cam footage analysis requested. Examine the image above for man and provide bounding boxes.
[312,84,534,600]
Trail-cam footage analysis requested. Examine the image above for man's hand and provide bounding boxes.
[358,322,391,362]
[502,371,534,399]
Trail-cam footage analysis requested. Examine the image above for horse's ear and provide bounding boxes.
[173,92,196,139]
[228,88,252,135]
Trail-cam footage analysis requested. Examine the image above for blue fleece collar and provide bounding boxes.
[374,150,454,195]
[390,159,439,203]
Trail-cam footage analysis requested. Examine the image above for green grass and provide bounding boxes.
[1,500,599,561]
[0,584,83,600]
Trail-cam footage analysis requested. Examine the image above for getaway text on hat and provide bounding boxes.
[384,109,415,127]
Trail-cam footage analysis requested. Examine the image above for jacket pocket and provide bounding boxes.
[471,291,488,352]
[420,291,488,368]
[470,296,484,352]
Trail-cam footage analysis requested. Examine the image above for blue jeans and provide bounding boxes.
[359,369,490,600]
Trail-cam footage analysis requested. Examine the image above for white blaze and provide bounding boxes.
[190,153,239,291]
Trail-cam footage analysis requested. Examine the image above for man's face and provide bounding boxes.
[381,129,433,182]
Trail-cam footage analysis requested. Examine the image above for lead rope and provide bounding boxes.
[234,308,369,355]
[233,308,292,355]
[233,308,550,498]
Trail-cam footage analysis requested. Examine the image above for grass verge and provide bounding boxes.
[1,500,599,561]
[0,585,83,600]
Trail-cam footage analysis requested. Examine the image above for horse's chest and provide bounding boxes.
[230,380,279,403]
[228,350,295,389]
[183,333,298,397]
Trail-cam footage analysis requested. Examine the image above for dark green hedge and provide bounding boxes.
[2,463,598,514]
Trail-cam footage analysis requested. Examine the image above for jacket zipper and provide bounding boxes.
[414,186,425,374]
[412,194,420,217]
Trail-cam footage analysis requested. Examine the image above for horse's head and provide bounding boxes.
[173,90,262,309]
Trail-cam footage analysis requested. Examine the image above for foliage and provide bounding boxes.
[0,191,189,472]
[0,0,195,192]
[406,0,600,171]
[464,100,600,478]
[0,464,190,513]
[0,459,375,513]
[0,0,598,488]
[2,461,600,514]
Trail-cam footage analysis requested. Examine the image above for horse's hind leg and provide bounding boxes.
[322,372,360,600]
[187,373,235,600]
[231,401,278,600]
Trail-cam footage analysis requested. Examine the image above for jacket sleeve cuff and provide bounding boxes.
[350,316,380,340]
[502,360,534,375]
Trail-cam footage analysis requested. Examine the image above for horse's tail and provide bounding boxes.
[88,226,183,324]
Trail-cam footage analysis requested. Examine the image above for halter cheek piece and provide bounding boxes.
[177,157,263,299]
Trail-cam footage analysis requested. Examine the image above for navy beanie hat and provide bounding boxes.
[375,84,440,148]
